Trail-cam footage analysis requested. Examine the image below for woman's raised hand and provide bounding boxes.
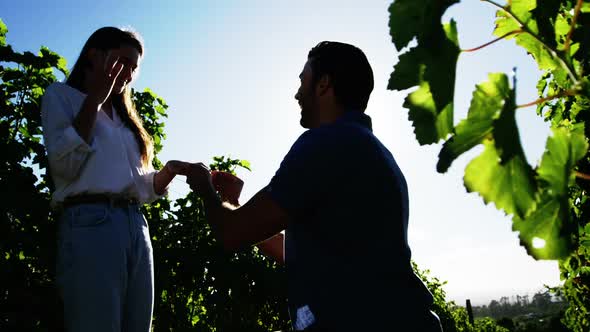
[87,49,125,106]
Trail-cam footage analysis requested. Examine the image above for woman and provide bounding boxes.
[41,27,187,332]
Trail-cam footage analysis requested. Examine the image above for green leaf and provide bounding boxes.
[464,140,536,219]
[388,46,421,90]
[463,80,537,219]
[512,194,573,260]
[537,125,588,197]
[513,124,589,260]
[392,20,460,145]
[495,0,536,35]
[437,73,510,173]
[425,21,460,111]
[388,0,459,51]
[405,82,454,145]
[531,0,561,48]
[239,160,252,171]
[494,0,560,72]
[0,19,7,46]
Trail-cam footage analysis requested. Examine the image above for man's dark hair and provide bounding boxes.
[308,41,374,111]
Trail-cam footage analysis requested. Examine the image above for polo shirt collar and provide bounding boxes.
[337,111,373,131]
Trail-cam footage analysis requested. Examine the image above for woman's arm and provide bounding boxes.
[41,85,94,181]
[153,160,191,195]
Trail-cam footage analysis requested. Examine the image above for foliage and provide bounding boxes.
[209,155,251,175]
[0,17,67,331]
[388,0,590,330]
[471,289,570,332]
[472,290,566,320]
[412,262,511,332]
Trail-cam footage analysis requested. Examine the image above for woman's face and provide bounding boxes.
[112,45,142,94]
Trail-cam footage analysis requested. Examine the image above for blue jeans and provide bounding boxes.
[56,203,154,332]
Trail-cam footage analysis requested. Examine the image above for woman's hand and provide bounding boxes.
[164,160,191,176]
[86,49,125,106]
[153,160,191,195]
[73,49,126,143]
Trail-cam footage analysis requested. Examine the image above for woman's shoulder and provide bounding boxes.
[45,81,84,98]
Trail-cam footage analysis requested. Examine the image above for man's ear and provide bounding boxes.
[315,74,332,96]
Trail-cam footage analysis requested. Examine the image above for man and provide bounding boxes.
[186,41,443,331]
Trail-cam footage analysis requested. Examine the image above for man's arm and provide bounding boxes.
[217,199,285,264]
[196,174,291,253]
[257,233,284,264]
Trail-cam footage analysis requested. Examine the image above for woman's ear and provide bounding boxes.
[86,48,104,69]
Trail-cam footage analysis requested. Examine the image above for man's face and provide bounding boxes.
[294,60,317,129]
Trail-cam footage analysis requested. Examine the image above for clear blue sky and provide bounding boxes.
[1,0,559,305]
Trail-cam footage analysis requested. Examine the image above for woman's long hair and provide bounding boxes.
[67,27,153,168]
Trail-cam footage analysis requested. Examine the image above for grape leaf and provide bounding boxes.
[512,194,572,259]
[538,125,588,196]
[530,0,561,50]
[494,0,560,71]
[464,140,536,219]
[405,82,454,145]
[437,73,510,173]
[463,78,537,218]
[388,46,422,90]
[389,21,460,145]
[513,125,587,259]
[388,0,459,51]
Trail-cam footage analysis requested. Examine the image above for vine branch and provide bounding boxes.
[575,172,590,181]
[462,29,522,52]
[564,0,583,54]
[517,89,578,108]
[481,0,579,84]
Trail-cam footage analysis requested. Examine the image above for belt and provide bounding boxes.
[62,194,139,209]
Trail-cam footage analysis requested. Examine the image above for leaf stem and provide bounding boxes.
[462,29,522,52]
[564,0,583,54]
[480,0,504,10]
[481,0,579,84]
[516,89,578,108]
[575,171,590,181]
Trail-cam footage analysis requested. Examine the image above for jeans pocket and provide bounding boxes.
[71,204,110,227]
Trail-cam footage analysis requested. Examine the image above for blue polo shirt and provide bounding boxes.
[267,111,434,330]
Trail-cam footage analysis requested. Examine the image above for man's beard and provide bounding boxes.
[299,94,316,129]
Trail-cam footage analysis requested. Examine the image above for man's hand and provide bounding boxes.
[211,171,243,206]
[186,162,214,195]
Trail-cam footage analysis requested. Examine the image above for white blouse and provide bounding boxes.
[41,82,165,207]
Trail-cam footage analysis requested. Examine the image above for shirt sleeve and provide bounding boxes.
[267,129,328,218]
[41,84,94,181]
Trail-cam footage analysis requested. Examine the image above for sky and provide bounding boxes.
[1,0,561,306]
